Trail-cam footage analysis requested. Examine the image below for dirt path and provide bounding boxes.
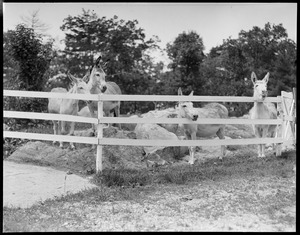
[3,161,96,208]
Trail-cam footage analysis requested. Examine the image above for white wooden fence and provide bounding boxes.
[3,89,296,173]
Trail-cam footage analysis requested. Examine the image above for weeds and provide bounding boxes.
[93,168,151,187]
[91,149,296,188]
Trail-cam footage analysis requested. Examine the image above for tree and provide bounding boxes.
[4,24,53,116]
[21,9,50,35]
[7,24,53,91]
[165,31,206,95]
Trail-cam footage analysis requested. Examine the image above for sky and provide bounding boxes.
[3,2,297,64]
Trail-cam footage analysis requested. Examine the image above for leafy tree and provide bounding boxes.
[6,24,53,91]
[165,31,206,95]
[3,32,19,90]
[4,24,53,118]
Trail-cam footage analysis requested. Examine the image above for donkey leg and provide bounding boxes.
[188,146,196,165]
[260,128,269,158]
[116,103,122,129]
[57,121,64,148]
[188,132,197,164]
[87,103,98,149]
[254,127,263,157]
[52,121,58,145]
[68,121,76,149]
[61,121,67,135]
[216,127,226,160]
[87,102,97,132]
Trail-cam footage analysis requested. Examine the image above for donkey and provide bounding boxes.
[48,73,90,149]
[177,88,228,164]
[249,72,278,157]
[84,54,122,130]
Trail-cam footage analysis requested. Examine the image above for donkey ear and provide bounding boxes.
[251,72,257,84]
[178,87,183,96]
[189,91,194,96]
[263,72,269,84]
[82,71,90,83]
[94,54,102,66]
[103,58,110,68]
[67,72,78,84]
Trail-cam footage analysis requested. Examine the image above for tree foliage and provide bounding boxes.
[5,24,53,91]
[3,24,53,121]
[165,31,206,96]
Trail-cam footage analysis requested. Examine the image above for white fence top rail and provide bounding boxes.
[4,90,98,101]
[4,90,280,103]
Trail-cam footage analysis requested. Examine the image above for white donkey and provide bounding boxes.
[249,72,278,158]
[84,54,122,130]
[177,88,228,164]
[48,73,90,149]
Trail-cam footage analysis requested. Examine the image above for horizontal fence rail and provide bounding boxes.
[4,111,285,125]
[99,117,284,125]
[4,90,280,103]
[94,94,281,103]
[4,90,99,101]
[4,131,97,145]
[3,131,294,147]
[100,137,288,147]
[4,111,98,124]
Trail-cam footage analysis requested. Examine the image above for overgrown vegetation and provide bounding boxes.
[92,150,295,187]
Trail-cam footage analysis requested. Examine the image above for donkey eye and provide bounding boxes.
[182,105,187,108]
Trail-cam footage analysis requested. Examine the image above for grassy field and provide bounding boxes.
[3,147,296,232]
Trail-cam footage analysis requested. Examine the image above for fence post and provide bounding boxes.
[276,95,283,156]
[96,94,104,173]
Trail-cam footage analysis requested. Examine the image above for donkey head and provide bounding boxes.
[86,54,108,93]
[67,72,90,95]
[251,72,269,101]
[177,87,199,121]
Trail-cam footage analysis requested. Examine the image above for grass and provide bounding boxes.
[3,149,296,232]
[92,149,295,187]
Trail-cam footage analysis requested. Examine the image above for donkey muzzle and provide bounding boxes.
[192,115,198,121]
[261,90,268,98]
[101,86,107,93]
